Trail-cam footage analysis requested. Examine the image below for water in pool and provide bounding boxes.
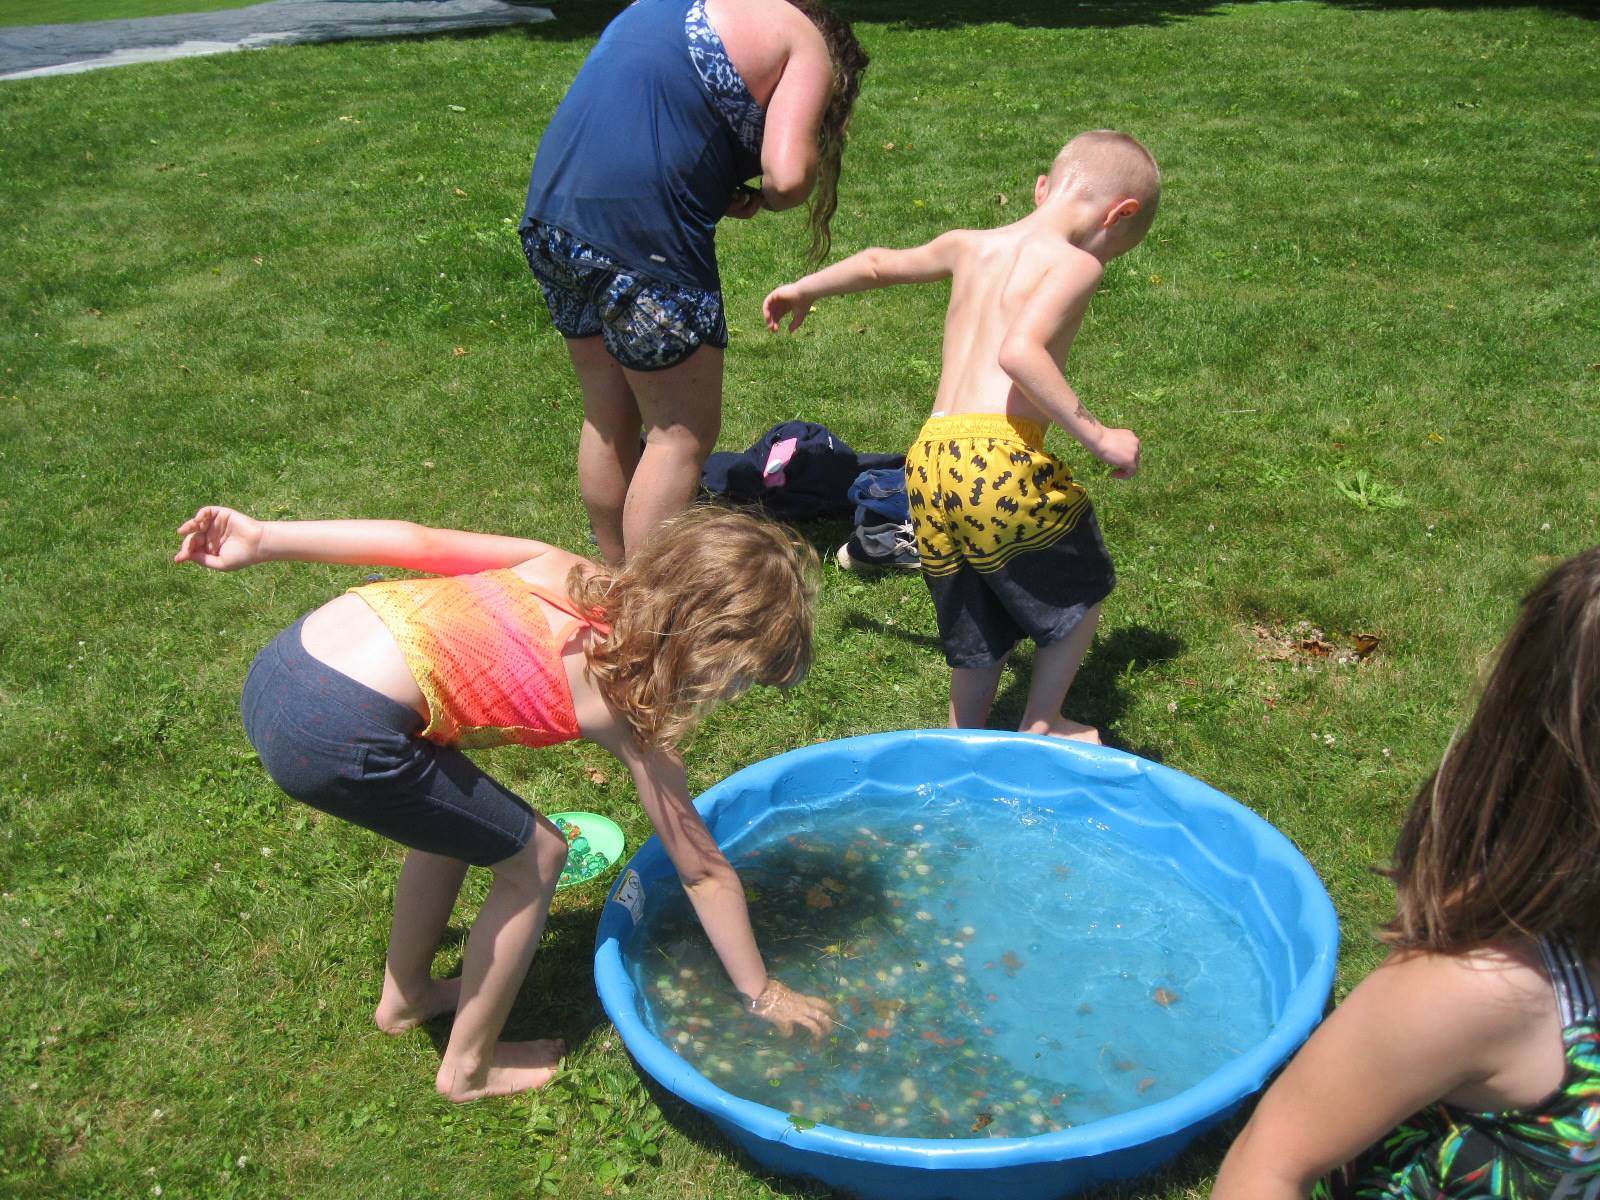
[631,791,1272,1139]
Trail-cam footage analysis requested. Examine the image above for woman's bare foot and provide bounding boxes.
[1037,717,1102,744]
[375,976,463,1034]
[436,1039,565,1102]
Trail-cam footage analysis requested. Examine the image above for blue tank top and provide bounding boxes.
[522,0,765,292]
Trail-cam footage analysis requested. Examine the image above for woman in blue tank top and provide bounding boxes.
[521,0,868,565]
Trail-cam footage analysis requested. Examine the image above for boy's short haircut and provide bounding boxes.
[1047,130,1161,246]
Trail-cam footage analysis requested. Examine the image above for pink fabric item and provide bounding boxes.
[762,437,799,488]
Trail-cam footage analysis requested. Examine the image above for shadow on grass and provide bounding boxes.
[793,516,857,565]
[1094,1110,1249,1199]
[687,501,854,568]
[991,624,1185,760]
[421,901,615,1059]
[507,0,1591,45]
[638,1073,845,1197]
[838,612,1184,756]
[842,607,942,651]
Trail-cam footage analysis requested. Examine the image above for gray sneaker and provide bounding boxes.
[836,523,920,572]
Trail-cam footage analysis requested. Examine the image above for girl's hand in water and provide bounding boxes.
[748,978,835,1040]
[174,506,267,571]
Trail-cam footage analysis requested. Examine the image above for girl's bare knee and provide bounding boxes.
[491,824,568,894]
[533,821,571,881]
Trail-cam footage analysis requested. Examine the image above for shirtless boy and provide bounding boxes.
[763,130,1160,740]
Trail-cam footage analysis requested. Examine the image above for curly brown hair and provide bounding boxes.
[568,506,820,751]
[1383,547,1600,957]
[786,0,869,262]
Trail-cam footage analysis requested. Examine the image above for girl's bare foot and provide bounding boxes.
[1039,717,1102,744]
[436,1039,565,1102]
[375,976,463,1034]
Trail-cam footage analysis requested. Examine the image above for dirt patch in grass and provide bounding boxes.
[1248,621,1381,667]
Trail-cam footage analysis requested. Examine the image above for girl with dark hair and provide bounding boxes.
[520,0,868,565]
[1213,547,1600,1197]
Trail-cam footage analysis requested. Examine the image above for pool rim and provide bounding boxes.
[594,729,1339,1170]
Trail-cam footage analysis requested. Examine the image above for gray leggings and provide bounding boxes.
[240,615,536,867]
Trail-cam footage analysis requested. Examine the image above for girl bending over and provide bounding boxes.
[176,504,833,1102]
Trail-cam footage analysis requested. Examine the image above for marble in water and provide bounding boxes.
[631,792,1271,1139]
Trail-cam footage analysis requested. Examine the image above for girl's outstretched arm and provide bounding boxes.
[622,743,834,1039]
[174,506,561,576]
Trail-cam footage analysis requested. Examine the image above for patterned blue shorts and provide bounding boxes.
[521,221,728,372]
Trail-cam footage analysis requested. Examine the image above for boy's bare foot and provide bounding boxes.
[375,976,463,1034]
[436,1039,565,1103]
[1029,717,1102,744]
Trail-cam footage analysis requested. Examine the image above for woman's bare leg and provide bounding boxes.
[620,346,723,558]
[569,336,642,566]
[434,816,570,1102]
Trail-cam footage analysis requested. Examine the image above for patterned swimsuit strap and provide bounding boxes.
[1539,931,1599,1027]
[685,0,765,155]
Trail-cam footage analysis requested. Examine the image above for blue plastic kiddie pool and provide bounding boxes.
[595,731,1337,1200]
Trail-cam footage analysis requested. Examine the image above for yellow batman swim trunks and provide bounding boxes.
[905,413,1115,668]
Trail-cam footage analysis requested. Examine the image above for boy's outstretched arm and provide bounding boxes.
[174,506,560,575]
[997,259,1141,478]
[763,230,967,332]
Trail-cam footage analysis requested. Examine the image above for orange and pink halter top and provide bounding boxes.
[350,569,610,750]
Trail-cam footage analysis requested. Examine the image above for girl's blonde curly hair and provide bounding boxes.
[568,507,820,751]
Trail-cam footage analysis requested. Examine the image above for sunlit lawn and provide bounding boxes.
[0,0,258,27]
[2,0,1597,1195]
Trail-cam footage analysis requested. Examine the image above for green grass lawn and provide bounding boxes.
[0,0,556,28]
[2,1,1597,1196]
[0,0,258,27]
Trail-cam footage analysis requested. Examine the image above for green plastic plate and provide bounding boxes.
[550,811,626,889]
